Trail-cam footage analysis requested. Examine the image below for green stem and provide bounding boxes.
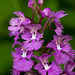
[39,16,43,24]
[42,17,54,32]
[32,7,35,23]
[34,7,40,20]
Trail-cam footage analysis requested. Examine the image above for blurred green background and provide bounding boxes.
[0,0,75,75]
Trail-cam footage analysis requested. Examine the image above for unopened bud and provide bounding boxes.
[38,0,43,5]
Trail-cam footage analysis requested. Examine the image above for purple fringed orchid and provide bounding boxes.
[25,24,42,39]
[47,35,73,64]
[21,24,44,51]
[54,10,68,35]
[8,11,31,41]
[34,54,62,75]
[8,11,31,33]
[12,47,34,72]
[13,11,31,25]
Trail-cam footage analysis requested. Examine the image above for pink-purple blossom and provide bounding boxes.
[12,47,34,72]
[34,54,62,75]
[21,24,44,51]
[8,11,31,42]
[54,10,68,35]
[47,35,73,64]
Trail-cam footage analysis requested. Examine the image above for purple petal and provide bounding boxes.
[11,69,20,75]
[39,69,47,75]
[64,61,75,72]
[54,10,68,19]
[12,41,23,47]
[13,11,25,18]
[34,63,43,70]
[9,17,20,26]
[54,51,70,64]
[13,58,33,72]
[24,40,44,51]
[55,26,64,35]
[15,47,22,54]
[25,24,42,31]
[48,61,62,75]
[35,54,51,62]
[62,43,72,53]
[21,32,31,41]
[46,40,56,50]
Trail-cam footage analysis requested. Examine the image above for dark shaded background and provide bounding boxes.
[0,0,75,75]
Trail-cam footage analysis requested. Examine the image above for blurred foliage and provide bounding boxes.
[0,0,75,75]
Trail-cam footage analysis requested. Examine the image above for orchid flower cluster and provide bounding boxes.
[8,0,75,75]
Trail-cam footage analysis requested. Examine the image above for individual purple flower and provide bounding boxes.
[11,69,20,75]
[38,0,43,5]
[12,47,34,72]
[47,35,72,52]
[8,11,31,41]
[8,18,20,33]
[22,32,44,51]
[13,11,31,25]
[28,0,35,8]
[13,58,33,72]
[54,10,68,35]
[21,24,44,51]
[47,35,73,64]
[25,24,42,39]
[34,54,62,75]
[62,61,75,75]
[8,11,31,32]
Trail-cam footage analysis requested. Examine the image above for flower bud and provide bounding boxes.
[28,0,34,8]
[38,0,43,5]
[40,8,51,17]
